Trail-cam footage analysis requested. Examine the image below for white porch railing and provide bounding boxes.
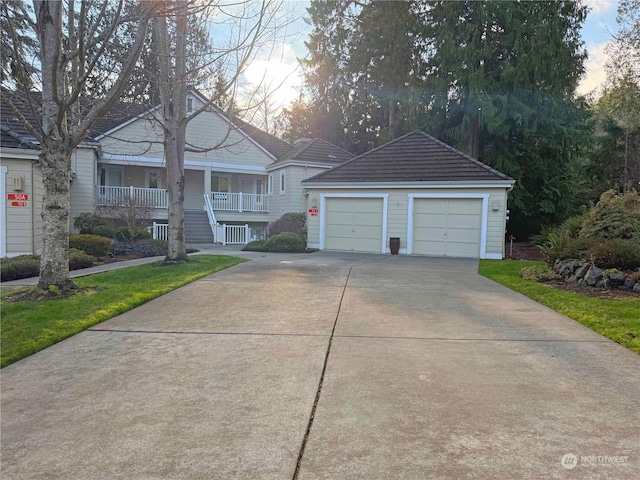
[152,222,169,240]
[96,185,168,208]
[206,192,268,212]
[217,224,250,245]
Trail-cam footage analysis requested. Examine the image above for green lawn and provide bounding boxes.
[479,260,640,354]
[1,255,246,367]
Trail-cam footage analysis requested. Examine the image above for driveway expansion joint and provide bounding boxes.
[292,266,352,480]
[333,334,611,343]
[87,328,328,338]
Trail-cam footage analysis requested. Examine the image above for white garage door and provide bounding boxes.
[413,198,482,257]
[325,198,383,253]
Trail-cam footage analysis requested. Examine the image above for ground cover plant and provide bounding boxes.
[479,260,640,354]
[0,255,246,367]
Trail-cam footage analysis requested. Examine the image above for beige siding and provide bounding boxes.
[268,166,327,222]
[306,187,509,258]
[2,158,35,255]
[185,170,205,210]
[70,148,97,232]
[99,110,274,169]
[33,165,43,253]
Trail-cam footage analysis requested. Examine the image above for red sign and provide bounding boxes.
[8,193,29,201]
[11,201,28,207]
[309,207,319,217]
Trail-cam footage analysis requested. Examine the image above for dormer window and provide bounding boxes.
[187,96,194,113]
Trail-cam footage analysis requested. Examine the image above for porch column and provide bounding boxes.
[204,165,211,211]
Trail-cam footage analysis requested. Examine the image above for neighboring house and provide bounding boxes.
[0,89,353,256]
[302,131,515,259]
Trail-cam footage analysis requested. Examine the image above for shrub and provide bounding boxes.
[242,240,267,251]
[69,234,112,258]
[112,239,168,257]
[0,255,41,282]
[520,265,559,282]
[587,239,640,271]
[68,248,96,270]
[115,226,152,242]
[73,213,106,234]
[579,189,640,241]
[263,232,306,253]
[537,230,588,264]
[268,212,307,240]
[92,224,115,238]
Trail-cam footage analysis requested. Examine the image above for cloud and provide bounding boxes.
[588,0,616,14]
[578,42,610,96]
[242,42,303,109]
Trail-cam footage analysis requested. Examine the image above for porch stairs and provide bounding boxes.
[184,210,214,243]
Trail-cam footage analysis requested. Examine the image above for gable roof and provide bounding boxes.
[303,131,513,184]
[231,117,292,159]
[272,138,354,167]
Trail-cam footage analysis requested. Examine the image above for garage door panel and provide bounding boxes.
[414,199,447,214]
[325,211,353,225]
[355,199,382,214]
[447,199,482,214]
[446,214,482,229]
[413,226,445,242]
[446,228,481,243]
[414,212,446,228]
[446,241,480,257]
[324,198,383,253]
[413,240,445,256]
[412,198,483,258]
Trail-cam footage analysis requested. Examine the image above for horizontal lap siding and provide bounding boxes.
[269,166,327,223]
[70,148,96,232]
[99,111,274,169]
[3,159,34,254]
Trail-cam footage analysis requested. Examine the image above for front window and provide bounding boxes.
[146,170,161,189]
[279,170,285,195]
[211,175,229,192]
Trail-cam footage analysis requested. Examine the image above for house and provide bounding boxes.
[0,90,354,256]
[2,90,515,259]
[302,131,515,259]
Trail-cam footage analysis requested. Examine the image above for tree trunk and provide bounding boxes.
[37,142,76,291]
[466,115,480,159]
[165,125,188,262]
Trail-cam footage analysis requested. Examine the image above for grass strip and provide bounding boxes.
[1,255,246,367]
[479,260,640,354]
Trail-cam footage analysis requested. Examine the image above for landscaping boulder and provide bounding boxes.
[634,283,640,293]
[584,265,604,286]
[568,262,590,284]
[556,259,580,278]
[595,278,607,288]
[608,272,627,288]
[623,278,635,290]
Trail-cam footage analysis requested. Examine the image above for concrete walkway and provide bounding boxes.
[1,252,638,479]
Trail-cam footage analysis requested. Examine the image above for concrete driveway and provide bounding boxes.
[2,252,639,479]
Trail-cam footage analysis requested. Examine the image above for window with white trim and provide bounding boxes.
[187,96,194,113]
[279,170,286,195]
[145,170,162,189]
[267,174,273,195]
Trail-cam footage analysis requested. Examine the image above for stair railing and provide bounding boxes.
[203,194,220,243]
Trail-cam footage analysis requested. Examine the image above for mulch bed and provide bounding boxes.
[505,242,545,261]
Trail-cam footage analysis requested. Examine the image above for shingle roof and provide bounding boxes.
[273,138,354,166]
[303,131,513,183]
[1,126,36,149]
[1,89,291,158]
[231,117,292,159]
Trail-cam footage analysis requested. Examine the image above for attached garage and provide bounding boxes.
[303,131,515,259]
[322,196,387,253]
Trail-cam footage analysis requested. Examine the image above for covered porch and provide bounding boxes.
[96,163,270,215]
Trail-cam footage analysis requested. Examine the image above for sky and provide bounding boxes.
[240,0,623,117]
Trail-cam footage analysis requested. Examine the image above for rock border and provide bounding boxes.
[555,259,640,293]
